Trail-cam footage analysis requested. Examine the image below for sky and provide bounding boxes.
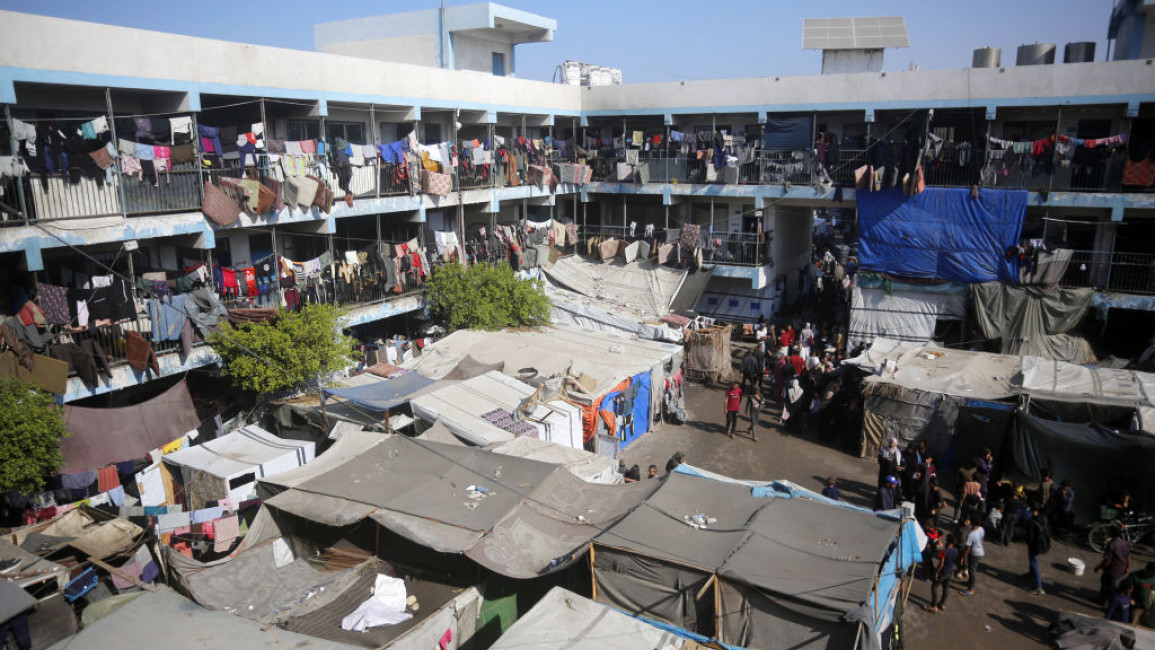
[0,0,1117,83]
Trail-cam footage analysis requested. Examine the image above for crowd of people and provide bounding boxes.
[873,439,1153,625]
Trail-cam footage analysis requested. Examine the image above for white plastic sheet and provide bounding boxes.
[341,574,412,632]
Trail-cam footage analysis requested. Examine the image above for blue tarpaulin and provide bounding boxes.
[856,187,1026,283]
[322,372,435,411]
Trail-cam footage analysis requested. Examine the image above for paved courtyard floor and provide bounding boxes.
[621,375,1145,649]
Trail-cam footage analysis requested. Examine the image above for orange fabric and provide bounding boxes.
[582,377,631,443]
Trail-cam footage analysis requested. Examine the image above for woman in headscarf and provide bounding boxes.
[786,378,806,432]
[878,437,902,488]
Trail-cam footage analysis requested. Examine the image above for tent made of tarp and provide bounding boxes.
[47,586,366,650]
[488,586,705,650]
[8,506,143,564]
[485,436,620,485]
[410,371,582,447]
[544,256,690,322]
[406,326,680,401]
[60,378,201,474]
[405,325,681,445]
[0,538,69,593]
[591,466,922,650]
[323,372,437,412]
[258,435,660,579]
[848,285,967,347]
[1012,411,1155,521]
[684,325,732,381]
[163,425,315,509]
[547,283,683,343]
[0,578,36,627]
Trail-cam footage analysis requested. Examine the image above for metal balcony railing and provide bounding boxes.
[122,166,202,215]
[703,231,766,267]
[1061,250,1155,295]
[49,315,204,376]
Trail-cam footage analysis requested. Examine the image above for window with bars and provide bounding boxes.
[285,119,320,141]
[326,121,365,144]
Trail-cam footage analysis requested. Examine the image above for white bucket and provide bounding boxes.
[1068,557,1086,576]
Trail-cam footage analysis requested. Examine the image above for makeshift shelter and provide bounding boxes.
[544,255,690,321]
[1050,610,1155,650]
[59,378,201,474]
[0,539,69,593]
[848,283,967,347]
[971,282,1095,363]
[406,326,682,449]
[488,586,708,650]
[591,466,923,650]
[410,370,582,447]
[485,436,619,485]
[8,506,144,566]
[684,325,732,383]
[256,435,659,579]
[848,339,1155,508]
[322,371,437,412]
[163,425,315,510]
[547,282,683,343]
[47,586,368,650]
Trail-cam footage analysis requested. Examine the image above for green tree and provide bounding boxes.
[209,303,357,395]
[426,262,552,332]
[0,378,68,494]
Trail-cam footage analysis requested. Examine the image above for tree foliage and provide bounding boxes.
[0,378,68,494]
[426,262,552,332]
[209,303,357,395]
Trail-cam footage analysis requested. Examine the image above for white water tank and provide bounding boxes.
[1017,43,1056,65]
[973,47,1001,68]
[1064,42,1096,63]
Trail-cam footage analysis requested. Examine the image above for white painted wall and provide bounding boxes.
[454,33,511,75]
[769,206,813,301]
[0,11,581,114]
[322,34,440,68]
[583,60,1155,113]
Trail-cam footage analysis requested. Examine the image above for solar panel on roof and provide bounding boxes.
[802,16,909,50]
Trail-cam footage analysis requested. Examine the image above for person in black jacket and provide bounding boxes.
[1025,504,1051,595]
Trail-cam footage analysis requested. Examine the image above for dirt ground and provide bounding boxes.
[620,371,1146,650]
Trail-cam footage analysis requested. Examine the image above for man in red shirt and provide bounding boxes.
[779,325,795,350]
[724,382,742,438]
[787,346,805,377]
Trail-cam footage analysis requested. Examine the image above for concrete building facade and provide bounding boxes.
[1,6,1154,402]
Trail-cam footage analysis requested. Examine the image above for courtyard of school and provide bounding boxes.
[621,341,1150,650]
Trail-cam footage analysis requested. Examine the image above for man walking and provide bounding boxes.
[745,390,763,441]
[741,348,763,396]
[1095,525,1131,607]
[723,382,742,438]
[874,476,900,511]
[1025,504,1051,595]
[927,535,960,613]
[960,519,986,596]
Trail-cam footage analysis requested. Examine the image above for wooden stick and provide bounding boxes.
[589,543,597,601]
[696,574,716,600]
[89,558,157,592]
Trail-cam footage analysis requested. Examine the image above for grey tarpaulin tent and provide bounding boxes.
[256,435,660,578]
[1012,412,1155,521]
[48,586,364,650]
[591,466,924,650]
[488,586,706,649]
